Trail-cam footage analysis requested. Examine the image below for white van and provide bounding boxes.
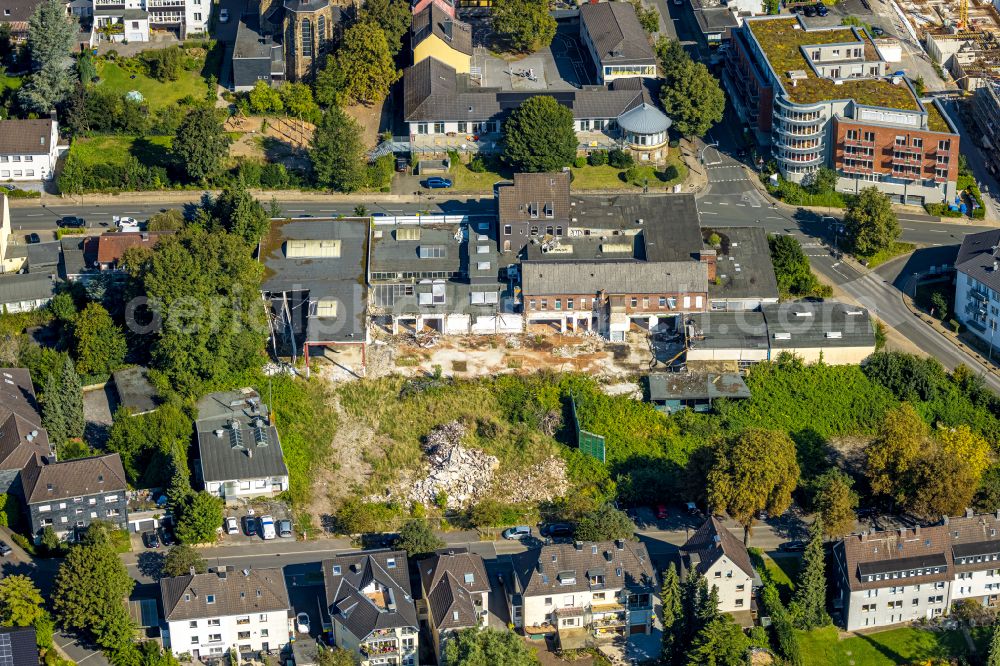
[260,515,277,540]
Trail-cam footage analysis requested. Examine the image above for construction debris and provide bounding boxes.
[408,421,499,509]
[494,456,570,504]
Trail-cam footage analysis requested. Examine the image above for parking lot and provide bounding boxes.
[221,498,295,544]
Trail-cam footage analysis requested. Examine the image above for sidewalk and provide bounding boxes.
[8,189,493,208]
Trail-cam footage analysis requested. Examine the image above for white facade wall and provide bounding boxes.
[333,623,418,666]
[843,582,947,631]
[702,556,753,614]
[0,123,59,181]
[406,118,617,140]
[166,611,290,658]
[204,475,289,499]
[954,270,999,353]
[1,296,53,313]
[184,0,207,35]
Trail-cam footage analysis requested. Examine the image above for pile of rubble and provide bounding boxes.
[408,421,499,509]
[494,456,569,504]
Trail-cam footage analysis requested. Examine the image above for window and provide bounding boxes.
[206,595,215,605]
[434,122,445,134]
[191,637,199,645]
[567,298,574,309]
[476,261,491,270]
[194,12,201,19]
[938,139,951,151]
[237,617,250,625]
[301,19,312,57]
[208,619,220,627]
[237,632,250,640]
[630,297,637,307]
[504,225,512,235]
[457,122,467,133]
[189,622,198,629]
[209,634,222,643]
[544,597,553,606]
[555,299,561,310]
[659,297,666,307]
[529,299,536,310]
[104,495,118,503]
[38,505,51,512]
[417,123,428,134]
[89,498,96,505]
[59,516,67,523]
[333,565,342,575]
[317,14,326,53]
[912,137,923,148]
[714,571,722,578]
[895,136,906,146]
[261,629,269,638]
[259,614,267,621]
[735,599,744,607]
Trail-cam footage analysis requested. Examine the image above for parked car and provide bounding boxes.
[143,531,160,549]
[219,8,229,21]
[260,514,276,540]
[423,177,453,189]
[871,25,885,36]
[57,216,85,229]
[225,516,239,535]
[803,4,817,15]
[815,3,828,15]
[779,540,806,552]
[25,233,40,244]
[0,540,11,557]
[541,523,573,538]
[159,526,175,546]
[502,525,531,540]
[278,519,293,538]
[396,157,409,172]
[656,504,669,520]
[242,515,258,537]
[295,612,310,634]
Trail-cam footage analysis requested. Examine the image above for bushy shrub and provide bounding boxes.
[573,156,587,168]
[608,149,634,169]
[587,150,608,166]
[468,155,488,173]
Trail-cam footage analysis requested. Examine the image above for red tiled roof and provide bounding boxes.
[96,231,172,265]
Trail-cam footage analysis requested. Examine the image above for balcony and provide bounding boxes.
[775,140,821,153]
[777,153,823,167]
[841,163,874,175]
[844,137,875,149]
[892,144,922,156]
[774,124,824,139]
[360,641,399,657]
[891,154,923,167]
[890,169,920,181]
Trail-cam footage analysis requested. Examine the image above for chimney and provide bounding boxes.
[700,249,717,281]
[943,516,950,525]
[574,541,583,550]
[966,507,975,518]
[915,525,920,536]
[860,531,868,541]
[189,566,196,576]
[898,528,905,539]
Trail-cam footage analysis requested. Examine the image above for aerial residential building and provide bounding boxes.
[93,231,172,271]
[703,226,780,312]
[0,368,51,495]
[0,118,60,182]
[579,2,657,83]
[680,517,756,618]
[953,229,1000,355]
[505,540,658,650]
[231,12,285,91]
[411,2,472,74]
[161,567,292,660]
[20,453,128,543]
[194,389,289,500]
[834,509,1000,631]
[418,548,490,660]
[322,550,420,666]
[726,16,960,206]
[972,81,1000,180]
[88,0,206,40]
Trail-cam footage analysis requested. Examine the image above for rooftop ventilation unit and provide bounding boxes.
[825,331,843,339]
[773,332,792,340]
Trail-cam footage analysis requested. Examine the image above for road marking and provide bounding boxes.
[766,216,783,220]
[288,209,305,212]
[736,203,746,207]
[700,211,718,215]
[25,213,43,217]
[933,243,942,246]
[718,202,728,206]
[929,229,947,233]
[122,211,142,214]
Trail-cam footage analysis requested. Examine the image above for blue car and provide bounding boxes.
[424,177,453,189]
[815,3,828,15]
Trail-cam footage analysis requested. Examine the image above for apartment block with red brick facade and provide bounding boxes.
[725,15,960,206]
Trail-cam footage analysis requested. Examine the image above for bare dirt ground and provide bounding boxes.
[344,100,386,149]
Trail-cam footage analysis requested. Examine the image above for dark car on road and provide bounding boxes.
[423,177,453,189]
[25,233,40,244]
[815,3,828,15]
[779,540,806,552]
[871,25,885,36]
[541,523,574,539]
[57,216,86,229]
[242,515,258,537]
[143,531,160,548]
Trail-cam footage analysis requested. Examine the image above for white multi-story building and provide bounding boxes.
[161,567,291,660]
[323,550,420,666]
[504,540,657,649]
[680,517,756,616]
[90,0,207,40]
[954,230,1000,356]
[0,119,60,182]
[834,510,1000,631]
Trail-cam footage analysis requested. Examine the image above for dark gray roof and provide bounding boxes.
[0,0,39,24]
[370,280,503,316]
[706,227,780,302]
[412,3,472,55]
[20,453,127,504]
[59,237,90,278]
[0,368,49,469]
[648,372,750,402]
[580,1,656,66]
[0,120,53,156]
[521,260,707,297]
[686,311,769,350]
[956,229,1000,294]
[0,273,55,305]
[112,366,159,415]
[161,568,290,621]
[419,549,489,631]
[261,218,368,344]
[693,6,740,36]
[0,626,39,666]
[681,516,755,578]
[403,58,654,123]
[571,194,703,262]
[857,553,948,577]
[426,573,476,632]
[233,13,284,89]
[195,389,287,483]
[26,242,60,272]
[762,301,876,350]
[283,0,330,11]
[497,172,572,224]
[322,550,418,641]
[511,540,657,598]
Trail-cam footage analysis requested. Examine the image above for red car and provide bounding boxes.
[656,504,669,520]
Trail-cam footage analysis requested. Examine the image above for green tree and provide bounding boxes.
[574,504,635,542]
[77,50,96,84]
[502,96,577,173]
[208,182,271,247]
[248,79,283,114]
[930,291,949,319]
[148,209,185,231]
[170,106,231,184]
[279,82,319,119]
[72,302,126,376]
[805,166,838,195]
[760,582,802,666]
[360,0,411,56]
[317,646,359,666]
[490,0,556,52]
[162,543,208,578]
[685,616,750,666]
[52,538,135,641]
[106,404,191,488]
[865,402,926,504]
[59,353,84,439]
[394,518,445,557]
[660,563,682,657]
[0,575,46,628]
[975,465,1000,513]
[768,234,826,297]
[442,627,541,665]
[907,426,992,520]
[19,0,75,111]
[310,106,367,192]
[791,519,830,629]
[706,429,800,544]
[658,41,724,138]
[812,469,858,538]
[844,186,900,257]
[316,22,399,106]
[41,370,66,447]
[987,621,1000,666]
[172,490,224,545]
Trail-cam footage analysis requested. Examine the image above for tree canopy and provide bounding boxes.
[72,302,127,376]
[52,537,136,642]
[442,627,541,666]
[0,575,46,628]
[707,429,800,543]
[162,544,208,578]
[394,518,445,557]
[811,469,858,538]
[361,0,412,56]
[170,106,231,184]
[310,106,368,193]
[106,403,191,488]
[574,504,635,542]
[316,21,399,106]
[844,186,900,257]
[172,490,224,544]
[490,0,556,52]
[19,0,75,111]
[502,96,578,173]
[791,519,830,629]
[657,38,724,138]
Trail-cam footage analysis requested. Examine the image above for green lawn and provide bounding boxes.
[448,160,511,192]
[798,626,970,666]
[68,134,173,170]
[96,61,209,110]
[765,553,800,593]
[858,241,916,269]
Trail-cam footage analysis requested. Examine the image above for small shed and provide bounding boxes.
[648,372,750,414]
[112,366,160,415]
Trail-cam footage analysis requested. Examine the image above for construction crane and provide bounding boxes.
[959,0,969,31]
